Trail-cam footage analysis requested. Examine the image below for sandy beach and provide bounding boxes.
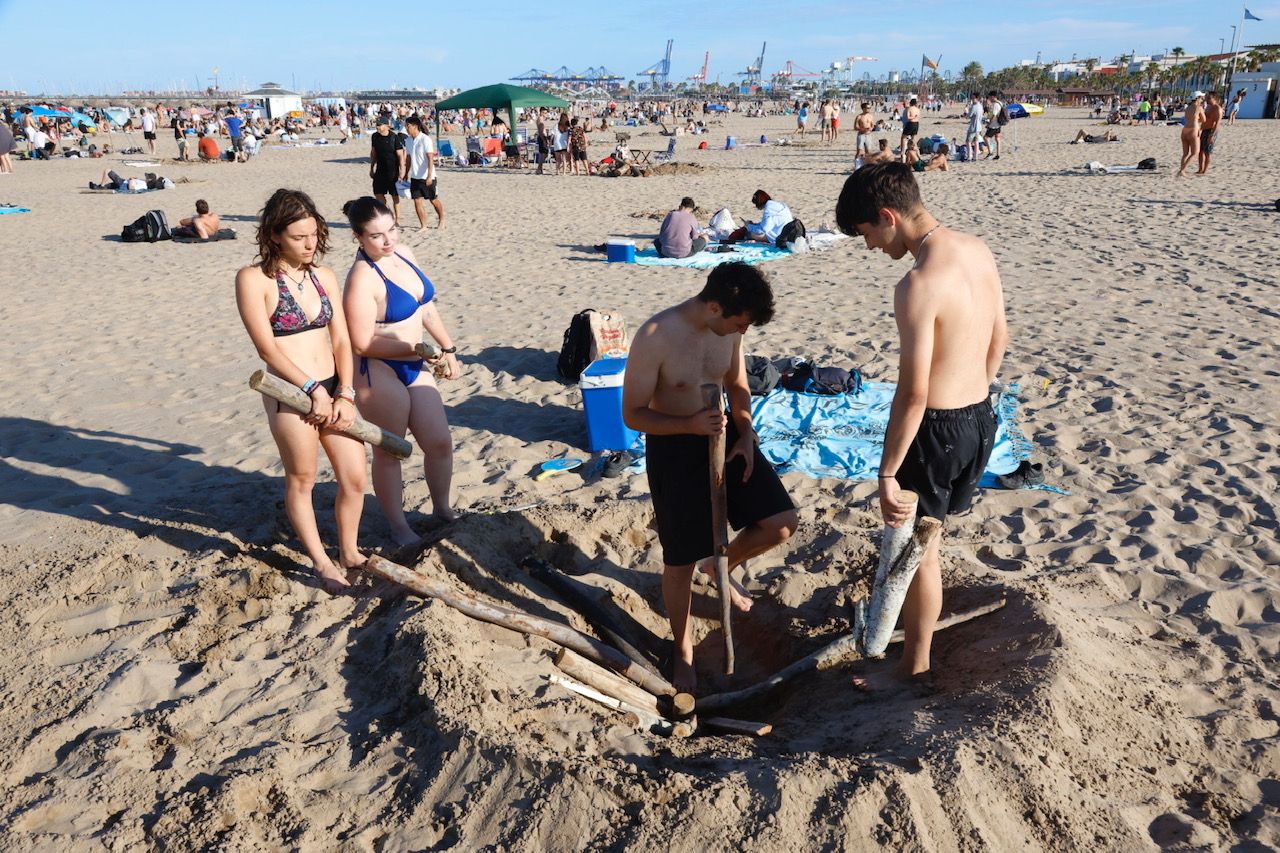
[0,108,1276,850]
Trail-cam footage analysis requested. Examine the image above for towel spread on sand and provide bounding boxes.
[621,382,1063,492]
[172,228,237,243]
[0,205,31,214]
[633,231,846,269]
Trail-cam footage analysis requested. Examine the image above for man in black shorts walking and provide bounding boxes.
[623,263,798,693]
[402,116,444,231]
[836,163,1008,684]
[369,115,404,225]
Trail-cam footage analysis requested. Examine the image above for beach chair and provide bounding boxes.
[634,137,676,165]
[438,139,455,159]
[465,135,484,165]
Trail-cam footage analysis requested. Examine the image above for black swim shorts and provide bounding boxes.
[647,418,795,566]
[903,121,920,136]
[410,177,438,200]
[1199,129,1216,154]
[371,171,398,196]
[893,399,996,521]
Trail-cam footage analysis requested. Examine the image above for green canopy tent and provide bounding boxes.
[434,84,569,162]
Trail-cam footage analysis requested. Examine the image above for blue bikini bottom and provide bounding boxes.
[359,356,424,387]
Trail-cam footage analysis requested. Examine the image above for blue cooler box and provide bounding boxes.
[580,357,640,451]
[606,239,636,263]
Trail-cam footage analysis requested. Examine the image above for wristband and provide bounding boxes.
[301,379,317,395]
[334,397,352,406]
[440,345,457,354]
[878,473,896,479]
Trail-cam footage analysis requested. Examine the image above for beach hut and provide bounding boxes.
[433,84,569,157]
[242,83,304,120]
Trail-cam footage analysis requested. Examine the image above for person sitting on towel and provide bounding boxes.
[654,196,708,259]
[722,190,793,245]
[1070,129,1120,144]
[173,198,221,239]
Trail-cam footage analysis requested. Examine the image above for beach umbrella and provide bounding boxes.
[433,83,569,156]
[22,105,97,130]
[103,107,130,126]
[1005,103,1044,119]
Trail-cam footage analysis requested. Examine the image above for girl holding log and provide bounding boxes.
[235,189,367,593]
[342,196,460,546]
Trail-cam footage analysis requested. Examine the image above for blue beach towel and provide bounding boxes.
[0,205,31,214]
[620,382,1063,494]
[633,243,791,269]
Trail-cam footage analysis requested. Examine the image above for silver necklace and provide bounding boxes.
[281,266,307,291]
[917,223,941,251]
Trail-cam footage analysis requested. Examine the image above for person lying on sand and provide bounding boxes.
[836,163,1008,692]
[622,263,798,693]
[913,144,949,172]
[172,198,221,239]
[1070,129,1120,144]
[860,139,895,167]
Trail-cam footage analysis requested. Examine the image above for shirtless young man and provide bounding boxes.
[853,103,876,154]
[861,139,894,166]
[899,98,922,156]
[1197,91,1222,175]
[835,163,1008,686]
[623,263,798,692]
[175,199,221,239]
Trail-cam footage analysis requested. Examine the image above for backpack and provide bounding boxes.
[997,104,1011,126]
[121,209,171,243]
[780,362,863,395]
[775,218,806,249]
[557,309,628,382]
[744,354,781,395]
[1137,157,1157,170]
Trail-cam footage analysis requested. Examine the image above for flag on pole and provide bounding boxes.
[1245,7,1262,20]
[923,54,939,70]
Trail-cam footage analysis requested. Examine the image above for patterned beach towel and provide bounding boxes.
[633,231,847,269]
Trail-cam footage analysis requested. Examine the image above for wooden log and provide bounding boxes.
[413,342,443,360]
[703,717,772,737]
[862,493,925,657]
[364,556,677,698]
[701,382,735,676]
[523,556,663,679]
[547,673,675,735]
[672,692,696,718]
[554,648,663,717]
[249,370,413,459]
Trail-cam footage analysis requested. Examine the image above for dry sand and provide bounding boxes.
[0,109,1276,850]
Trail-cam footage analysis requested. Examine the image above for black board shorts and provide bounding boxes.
[894,399,996,521]
[902,121,920,136]
[371,171,398,196]
[647,418,795,566]
[409,177,438,200]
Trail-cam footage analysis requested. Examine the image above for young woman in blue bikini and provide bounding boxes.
[235,189,367,593]
[342,196,461,545]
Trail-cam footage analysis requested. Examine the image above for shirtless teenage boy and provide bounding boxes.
[900,98,921,155]
[854,102,876,154]
[623,263,798,692]
[1197,91,1222,175]
[835,163,1008,684]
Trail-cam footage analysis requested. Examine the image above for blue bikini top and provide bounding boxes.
[358,249,435,323]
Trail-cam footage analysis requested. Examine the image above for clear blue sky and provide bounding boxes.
[1,0,1274,95]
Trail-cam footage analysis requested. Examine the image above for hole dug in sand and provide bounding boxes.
[370,504,1056,767]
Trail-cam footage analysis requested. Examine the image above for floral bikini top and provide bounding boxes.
[269,268,332,337]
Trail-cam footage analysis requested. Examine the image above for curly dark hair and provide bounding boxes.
[697,262,775,325]
[254,188,329,274]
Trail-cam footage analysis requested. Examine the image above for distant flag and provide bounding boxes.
[923,54,940,70]
[1244,7,1262,20]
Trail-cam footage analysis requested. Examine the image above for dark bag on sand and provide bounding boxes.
[122,209,171,242]
[781,362,862,395]
[744,354,781,395]
[1137,157,1157,170]
[775,218,806,248]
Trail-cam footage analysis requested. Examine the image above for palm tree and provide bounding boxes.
[1083,58,1098,83]
[1170,47,1185,60]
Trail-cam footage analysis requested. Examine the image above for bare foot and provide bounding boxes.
[697,562,754,612]
[390,526,420,547]
[851,668,936,697]
[672,656,697,695]
[418,226,430,233]
[433,507,459,523]
[313,561,352,594]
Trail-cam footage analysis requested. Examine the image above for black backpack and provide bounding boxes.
[997,104,1011,126]
[781,362,862,395]
[775,218,806,248]
[122,209,171,243]
[744,354,781,395]
[1137,157,1157,171]
[557,310,596,382]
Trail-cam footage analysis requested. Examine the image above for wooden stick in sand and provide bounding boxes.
[548,674,694,738]
[554,648,664,717]
[363,555,678,699]
[701,383,735,676]
[694,517,946,715]
[860,491,924,657]
[249,370,412,459]
[523,555,664,679]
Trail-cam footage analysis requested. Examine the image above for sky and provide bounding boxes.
[1,0,1276,95]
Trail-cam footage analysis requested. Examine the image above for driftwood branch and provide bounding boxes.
[703,717,772,737]
[701,382,734,675]
[548,674,693,737]
[696,591,1004,716]
[554,648,663,718]
[249,370,413,459]
[523,556,663,679]
[364,556,677,698]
